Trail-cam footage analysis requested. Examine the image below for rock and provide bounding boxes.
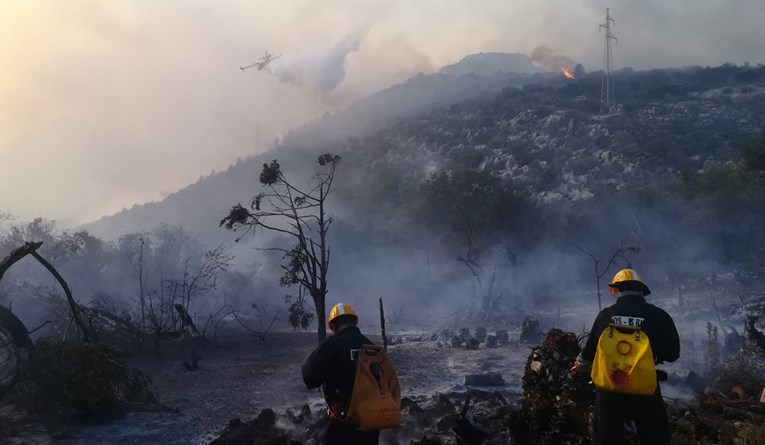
[256,409,277,427]
[686,370,708,394]
[210,409,291,445]
[436,413,460,432]
[485,335,498,348]
[464,372,505,387]
[496,329,509,345]
[451,336,463,348]
[474,327,487,343]
[465,337,481,350]
[401,397,419,409]
[432,393,456,417]
[409,436,444,445]
[520,317,543,345]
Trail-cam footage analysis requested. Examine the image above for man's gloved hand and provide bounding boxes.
[570,354,592,373]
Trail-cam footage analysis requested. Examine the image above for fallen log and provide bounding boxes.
[721,405,765,422]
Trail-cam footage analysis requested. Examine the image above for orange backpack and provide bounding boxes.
[346,344,401,431]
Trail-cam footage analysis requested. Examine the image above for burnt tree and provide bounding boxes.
[571,242,639,311]
[0,242,94,342]
[221,154,340,343]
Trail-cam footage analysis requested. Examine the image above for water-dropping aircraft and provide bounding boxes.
[240,51,282,72]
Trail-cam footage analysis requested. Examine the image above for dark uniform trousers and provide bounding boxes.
[593,387,670,445]
[325,420,379,445]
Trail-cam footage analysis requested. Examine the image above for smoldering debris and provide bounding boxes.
[506,328,593,445]
[210,390,517,445]
[210,407,326,445]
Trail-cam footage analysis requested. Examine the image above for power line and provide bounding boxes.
[599,8,617,114]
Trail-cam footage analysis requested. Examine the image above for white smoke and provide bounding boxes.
[266,30,368,91]
[531,44,576,71]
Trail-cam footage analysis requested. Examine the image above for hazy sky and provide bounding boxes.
[1,0,763,227]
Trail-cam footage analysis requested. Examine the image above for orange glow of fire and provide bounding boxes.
[561,68,575,79]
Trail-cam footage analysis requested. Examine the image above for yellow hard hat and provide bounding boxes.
[327,303,358,327]
[608,269,651,296]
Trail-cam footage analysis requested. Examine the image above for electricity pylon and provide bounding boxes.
[600,8,617,114]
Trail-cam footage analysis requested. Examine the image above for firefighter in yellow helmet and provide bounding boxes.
[302,303,380,445]
[572,269,680,445]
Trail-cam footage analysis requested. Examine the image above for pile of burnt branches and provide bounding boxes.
[506,328,594,445]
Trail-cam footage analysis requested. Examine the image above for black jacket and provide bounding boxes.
[581,295,680,364]
[302,326,374,408]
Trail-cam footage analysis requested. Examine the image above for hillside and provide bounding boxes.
[334,64,765,278]
[342,65,765,211]
[83,61,765,281]
[83,53,542,241]
[439,52,542,75]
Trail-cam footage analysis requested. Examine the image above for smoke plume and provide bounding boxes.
[266,30,368,91]
[531,45,576,71]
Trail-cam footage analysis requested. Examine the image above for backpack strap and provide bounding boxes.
[607,323,643,341]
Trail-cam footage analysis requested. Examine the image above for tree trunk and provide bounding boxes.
[315,293,326,343]
[30,251,95,343]
[481,266,496,319]
[0,242,43,282]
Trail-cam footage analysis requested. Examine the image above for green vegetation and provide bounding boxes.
[17,338,155,422]
[681,137,765,264]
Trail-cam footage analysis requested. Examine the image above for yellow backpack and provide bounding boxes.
[591,324,657,395]
[346,345,401,431]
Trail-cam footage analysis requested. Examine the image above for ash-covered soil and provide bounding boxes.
[5,286,763,445]
[3,329,531,444]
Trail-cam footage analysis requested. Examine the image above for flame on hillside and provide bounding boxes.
[561,68,575,79]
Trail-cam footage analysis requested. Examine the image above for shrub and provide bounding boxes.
[17,338,155,422]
